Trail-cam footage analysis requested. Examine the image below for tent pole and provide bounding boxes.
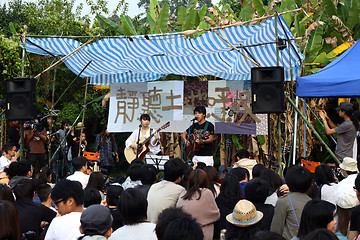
[303,98,307,157]
[285,93,340,164]
[275,13,283,176]
[78,77,89,157]
[292,97,299,164]
[48,67,57,172]
[34,36,97,79]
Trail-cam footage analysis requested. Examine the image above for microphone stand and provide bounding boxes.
[135,124,142,160]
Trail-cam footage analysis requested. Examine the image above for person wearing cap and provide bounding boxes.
[223,199,263,240]
[320,102,357,162]
[79,205,113,239]
[333,170,359,240]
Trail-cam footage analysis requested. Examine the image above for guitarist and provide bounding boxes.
[182,106,215,166]
[125,114,161,160]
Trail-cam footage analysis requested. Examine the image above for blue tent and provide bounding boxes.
[296,40,360,97]
[24,17,303,85]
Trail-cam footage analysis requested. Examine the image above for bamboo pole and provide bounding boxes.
[285,93,340,164]
[34,36,97,79]
[214,31,262,67]
[78,77,89,156]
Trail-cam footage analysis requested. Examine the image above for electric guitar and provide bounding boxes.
[185,131,210,158]
[124,122,170,163]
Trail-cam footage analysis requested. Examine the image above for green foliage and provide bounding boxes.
[154,2,169,33]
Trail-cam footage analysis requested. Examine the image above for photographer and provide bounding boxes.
[25,121,48,171]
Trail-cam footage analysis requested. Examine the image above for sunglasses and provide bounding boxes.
[53,199,65,206]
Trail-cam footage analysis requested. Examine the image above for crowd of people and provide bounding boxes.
[1,150,360,240]
[0,102,359,240]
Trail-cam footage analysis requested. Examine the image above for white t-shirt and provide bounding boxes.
[45,212,83,240]
[320,182,338,206]
[109,222,157,240]
[0,155,11,172]
[125,128,161,155]
[67,172,90,189]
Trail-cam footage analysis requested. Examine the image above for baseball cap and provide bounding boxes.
[336,102,353,111]
[80,205,113,236]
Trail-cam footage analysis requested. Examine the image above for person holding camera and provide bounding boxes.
[25,122,48,171]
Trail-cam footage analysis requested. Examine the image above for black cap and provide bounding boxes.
[80,205,113,236]
[336,102,353,111]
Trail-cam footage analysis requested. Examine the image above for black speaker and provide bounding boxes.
[251,67,285,114]
[5,77,37,120]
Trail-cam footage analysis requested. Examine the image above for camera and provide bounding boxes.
[24,121,44,132]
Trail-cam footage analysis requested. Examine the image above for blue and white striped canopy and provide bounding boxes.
[24,16,304,85]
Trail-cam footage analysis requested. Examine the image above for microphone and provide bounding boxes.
[139,124,142,128]
[191,117,197,122]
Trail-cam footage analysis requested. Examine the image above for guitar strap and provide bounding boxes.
[203,121,209,133]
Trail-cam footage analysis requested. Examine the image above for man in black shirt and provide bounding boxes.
[13,178,56,238]
[182,106,215,166]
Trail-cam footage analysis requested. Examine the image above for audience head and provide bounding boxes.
[72,157,88,172]
[85,172,105,191]
[303,229,339,240]
[235,149,250,160]
[259,169,283,194]
[127,160,144,181]
[118,188,147,225]
[195,162,206,170]
[203,166,219,195]
[225,200,263,240]
[3,143,16,154]
[315,164,337,186]
[252,164,266,179]
[245,178,269,204]
[36,184,52,203]
[51,179,84,215]
[13,178,36,201]
[156,207,197,240]
[230,167,249,182]
[106,184,123,207]
[0,200,20,240]
[297,199,336,239]
[80,205,113,238]
[252,231,286,240]
[7,160,33,178]
[182,169,210,200]
[38,167,53,185]
[84,188,102,208]
[164,158,185,182]
[285,166,312,193]
[339,157,358,176]
[139,164,157,185]
[162,216,204,240]
[218,173,243,204]
[0,184,14,201]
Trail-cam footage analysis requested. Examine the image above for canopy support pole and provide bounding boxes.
[48,66,57,169]
[303,98,307,157]
[78,77,89,156]
[292,97,299,164]
[214,31,262,67]
[34,36,97,79]
[285,93,340,164]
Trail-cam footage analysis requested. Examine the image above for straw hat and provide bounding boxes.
[76,122,85,130]
[226,200,263,227]
[340,157,358,172]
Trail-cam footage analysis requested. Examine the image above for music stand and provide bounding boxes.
[145,155,169,171]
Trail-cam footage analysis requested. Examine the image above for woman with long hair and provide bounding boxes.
[314,164,338,205]
[37,167,53,185]
[85,171,105,201]
[214,173,242,239]
[0,184,14,201]
[204,166,221,197]
[294,199,337,240]
[95,125,119,174]
[176,169,220,240]
[0,200,20,240]
[259,169,284,207]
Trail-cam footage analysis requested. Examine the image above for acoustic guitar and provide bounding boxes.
[185,131,210,158]
[124,122,170,163]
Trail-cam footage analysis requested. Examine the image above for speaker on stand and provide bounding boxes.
[5,77,37,120]
[251,66,285,166]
